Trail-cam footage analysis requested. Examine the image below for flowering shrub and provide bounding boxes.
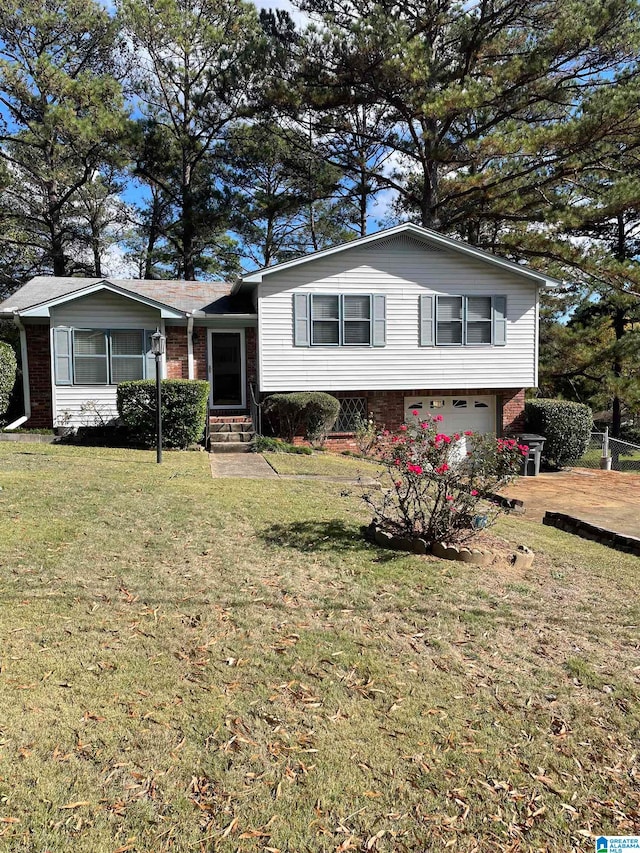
[362,412,527,544]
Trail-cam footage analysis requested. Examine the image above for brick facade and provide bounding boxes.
[289,387,528,450]
[24,324,53,428]
[165,326,188,379]
[166,324,257,413]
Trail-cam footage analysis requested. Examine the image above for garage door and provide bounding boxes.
[404,395,496,452]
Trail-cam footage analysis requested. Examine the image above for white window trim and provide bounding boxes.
[436,295,494,347]
[310,294,373,347]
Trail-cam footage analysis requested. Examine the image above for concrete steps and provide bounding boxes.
[209,414,254,453]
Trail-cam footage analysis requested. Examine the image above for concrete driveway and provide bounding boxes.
[502,468,640,538]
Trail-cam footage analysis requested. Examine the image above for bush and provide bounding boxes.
[117,379,209,449]
[525,399,592,468]
[362,414,526,544]
[264,392,340,445]
[0,341,17,419]
[252,435,312,455]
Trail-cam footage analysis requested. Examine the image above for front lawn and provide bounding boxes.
[0,444,638,852]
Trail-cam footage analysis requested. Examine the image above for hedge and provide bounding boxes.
[117,379,209,449]
[0,341,17,418]
[525,398,592,469]
[264,392,340,445]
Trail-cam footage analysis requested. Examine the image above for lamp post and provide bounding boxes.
[150,329,166,464]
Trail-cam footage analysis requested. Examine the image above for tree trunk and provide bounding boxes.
[182,172,196,280]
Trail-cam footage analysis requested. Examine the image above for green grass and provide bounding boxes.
[578,447,640,470]
[0,444,638,852]
[263,450,380,477]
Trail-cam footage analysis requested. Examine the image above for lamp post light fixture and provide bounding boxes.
[150,329,166,464]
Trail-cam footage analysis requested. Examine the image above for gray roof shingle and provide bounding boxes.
[0,277,254,316]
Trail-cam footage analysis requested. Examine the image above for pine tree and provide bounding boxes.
[121,0,265,280]
[0,0,129,278]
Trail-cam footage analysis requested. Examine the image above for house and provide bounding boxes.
[0,223,557,449]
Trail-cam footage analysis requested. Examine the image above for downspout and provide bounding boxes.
[5,311,30,430]
[187,314,194,380]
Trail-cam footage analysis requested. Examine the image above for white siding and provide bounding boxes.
[258,234,538,392]
[51,291,161,427]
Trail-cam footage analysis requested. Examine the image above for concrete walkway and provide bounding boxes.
[209,452,378,485]
[502,468,640,539]
[209,452,279,479]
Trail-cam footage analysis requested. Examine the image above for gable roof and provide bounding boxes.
[0,277,255,318]
[237,223,561,290]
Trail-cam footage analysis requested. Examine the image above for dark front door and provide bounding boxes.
[210,331,244,408]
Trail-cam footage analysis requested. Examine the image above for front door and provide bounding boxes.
[209,330,245,409]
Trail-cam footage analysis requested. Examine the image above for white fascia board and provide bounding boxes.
[239,223,561,289]
[19,281,186,319]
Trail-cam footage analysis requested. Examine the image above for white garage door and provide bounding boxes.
[404,395,496,452]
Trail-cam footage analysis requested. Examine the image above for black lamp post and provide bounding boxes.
[150,329,166,464]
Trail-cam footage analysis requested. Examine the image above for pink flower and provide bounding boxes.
[399,424,408,432]
[407,464,423,475]
[435,463,449,475]
[454,433,460,441]
[411,409,418,417]
[420,422,428,429]
[445,495,454,501]
[394,458,401,466]
[395,480,402,488]
[435,414,444,422]
[471,489,478,496]
[382,429,390,437]
[464,430,473,436]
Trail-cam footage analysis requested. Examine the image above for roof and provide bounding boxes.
[237,223,562,290]
[0,277,255,318]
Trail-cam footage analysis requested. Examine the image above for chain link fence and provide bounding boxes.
[577,431,640,472]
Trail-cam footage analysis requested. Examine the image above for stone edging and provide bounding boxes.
[0,433,57,443]
[364,522,534,568]
[543,511,640,557]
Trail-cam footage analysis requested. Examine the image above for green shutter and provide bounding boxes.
[54,327,73,385]
[493,296,507,346]
[420,294,435,346]
[372,294,386,347]
[293,294,310,346]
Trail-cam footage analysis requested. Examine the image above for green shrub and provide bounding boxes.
[525,399,592,468]
[0,341,17,418]
[117,379,209,449]
[252,435,312,455]
[264,392,340,445]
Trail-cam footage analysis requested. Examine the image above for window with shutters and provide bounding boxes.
[304,294,382,347]
[60,328,149,385]
[429,295,506,347]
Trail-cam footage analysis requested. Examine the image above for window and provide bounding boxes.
[73,330,108,384]
[343,296,371,345]
[60,328,149,386]
[466,296,492,344]
[436,296,463,345]
[311,295,340,345]
[295,294,386,347]
[333,397,367,432]
[421,295,507,347]
[111,330,145,382]
[452,399,467,409]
